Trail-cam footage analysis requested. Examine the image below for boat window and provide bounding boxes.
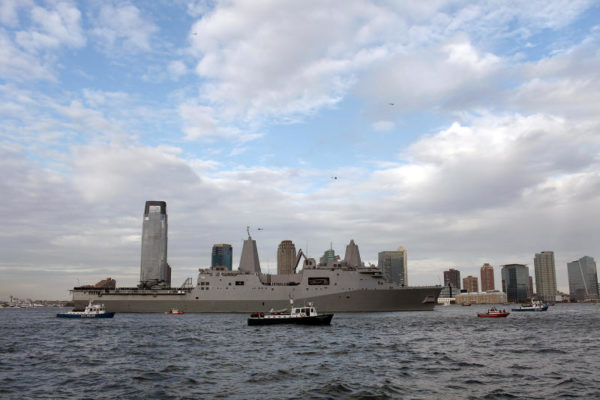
[235,281,244,286]
[308,277,330,285]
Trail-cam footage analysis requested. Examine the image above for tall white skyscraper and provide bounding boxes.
[534,251,557,302]
[140,201,170,289]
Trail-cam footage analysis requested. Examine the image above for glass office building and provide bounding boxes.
[211,244,233,271]
[501,264,530,302]
[567,256,599,301]
[378,248,407,286]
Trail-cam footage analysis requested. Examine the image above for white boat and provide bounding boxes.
[511,300,548,312]
[248,300,333,326]
[56,301,115,319]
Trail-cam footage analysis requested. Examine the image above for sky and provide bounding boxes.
[1,0,599,300]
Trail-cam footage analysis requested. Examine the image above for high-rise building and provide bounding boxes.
[534,251,557,302]
[378,247,408,286]
[567,256,599,301]
[463,275,478,293]
[344,240,363,268]
[277,240,296,275]
[501,264,530,302]
[239,230,261,274]
[212,244,232,271]
[319,248,338,267]
[139,201,170,289]
[480,263,495,291]
[444,268,461,289]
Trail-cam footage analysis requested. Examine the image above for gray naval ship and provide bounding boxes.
[71,201,441,312]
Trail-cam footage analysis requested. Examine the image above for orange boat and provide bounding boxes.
[477,307,509,318]
[165,308,184,315]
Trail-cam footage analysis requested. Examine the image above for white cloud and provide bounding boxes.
[384,113,600,212]
[186,0,593,127]
[358,34,503,113]
[0,0,32,27]
[0,29,52,81]
[511,31,600,120]
[372,120,395,132]
[91,4,157,53]
[15,1,85,52]
[179,102,263,142]
[167,60,188,79]
[71,145,200,203]
[189,0,395,123]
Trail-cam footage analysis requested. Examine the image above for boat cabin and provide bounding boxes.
[291,305,317,317]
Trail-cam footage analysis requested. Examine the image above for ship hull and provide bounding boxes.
[248,314,333,326]
[72,286,441,313]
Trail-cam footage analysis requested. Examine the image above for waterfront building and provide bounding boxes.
[444,268,461,290]
[463,276,478,293]
[378,247,408,286]
[344,240,363,268]
[534,251,557,302]
[501,264,530,302]
[455,291,507,305]
[277,240,296,275]
[139,201,170,289]
[567,256,599,301]
[212,244,233,271]
[480,263,495,291]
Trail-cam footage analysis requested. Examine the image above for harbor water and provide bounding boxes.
[1,303,599,399]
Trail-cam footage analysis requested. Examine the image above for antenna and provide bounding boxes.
[246,226,250,238]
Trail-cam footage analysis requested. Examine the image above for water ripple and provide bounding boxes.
[0,304,599,399]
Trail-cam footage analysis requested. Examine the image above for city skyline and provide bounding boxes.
[1,2,600,300]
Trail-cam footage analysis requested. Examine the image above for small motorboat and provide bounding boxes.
[56,301,115,319]
[511,300,548,312]
[477,306,510,318]
[248,301,333,326]
[165,308,184,315]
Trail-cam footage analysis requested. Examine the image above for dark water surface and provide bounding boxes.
[1,304,599,399]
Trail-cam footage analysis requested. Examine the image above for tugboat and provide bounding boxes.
[248,301,333,326]
[56,301,115,319]
[511,300,548,312]
[477,306,510,318]
[165,308,184,315]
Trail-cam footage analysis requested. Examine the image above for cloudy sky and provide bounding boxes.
[1,0,599,300]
